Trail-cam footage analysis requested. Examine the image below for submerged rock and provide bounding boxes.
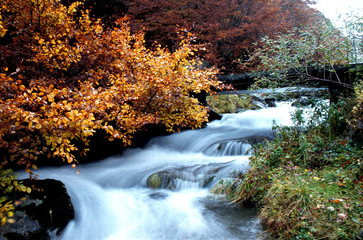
[0,179,74,240]
[149,192,169,200]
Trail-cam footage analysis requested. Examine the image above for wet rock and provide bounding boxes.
[147,173,166,189]
[146,162,233,190]
[0,179,74,240]
[207,107,222,121]
[203,136,271,156]
[147,172,187,189]
[251,95,267,108]
[292,96,311,107]
[264,98,276,107]
[204,140,251,156]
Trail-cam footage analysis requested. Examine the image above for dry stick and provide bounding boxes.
[331,63,342,83]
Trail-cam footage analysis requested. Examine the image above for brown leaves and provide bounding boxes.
[123,0,322,72]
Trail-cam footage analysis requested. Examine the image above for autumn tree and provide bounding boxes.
[61,0,127,26]
[0,0,222,223]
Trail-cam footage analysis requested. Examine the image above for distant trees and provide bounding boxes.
[122,0,322,72]
[248,19,363,99]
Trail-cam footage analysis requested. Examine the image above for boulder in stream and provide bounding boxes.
[147,171,212,190]
[146,162,232,190]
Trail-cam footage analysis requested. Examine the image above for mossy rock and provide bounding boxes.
[147,169,216,190]
[207,94,261,114]
[147,173,164,189]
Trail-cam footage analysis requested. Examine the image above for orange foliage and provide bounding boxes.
[0,0,220,171]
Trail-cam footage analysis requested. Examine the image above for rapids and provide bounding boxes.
[23,102,296,240]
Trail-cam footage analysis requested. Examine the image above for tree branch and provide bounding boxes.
[294,74,354,90]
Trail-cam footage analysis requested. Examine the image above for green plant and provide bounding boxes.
[211,99,363,239]
[249,21,355,92]
[0,167,31,226]
[349,80,363,141]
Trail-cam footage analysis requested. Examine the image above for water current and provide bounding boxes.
[25,102,296,240]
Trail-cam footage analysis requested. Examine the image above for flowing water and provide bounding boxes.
[26,102,296,240]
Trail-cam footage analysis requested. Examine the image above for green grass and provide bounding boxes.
[259,167,362,239]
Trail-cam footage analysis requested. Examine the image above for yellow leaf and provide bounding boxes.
[35,123,42,129]
[67,156,73,163]
[1,217,6,226]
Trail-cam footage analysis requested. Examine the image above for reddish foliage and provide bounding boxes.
[123,0,321,73]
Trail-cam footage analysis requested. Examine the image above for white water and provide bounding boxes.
[24,102,296,240]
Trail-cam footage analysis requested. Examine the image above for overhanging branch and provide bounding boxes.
[295,73,354,90]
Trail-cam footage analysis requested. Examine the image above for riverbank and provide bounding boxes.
[211,87,363,239]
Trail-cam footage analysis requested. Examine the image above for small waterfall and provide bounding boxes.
[22,102,296,240]
[203,140,252,156]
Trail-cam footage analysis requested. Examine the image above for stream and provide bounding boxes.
[26,102,296,240]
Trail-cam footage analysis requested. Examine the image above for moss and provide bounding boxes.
[147,174,162,189]
[206,94,259,114]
